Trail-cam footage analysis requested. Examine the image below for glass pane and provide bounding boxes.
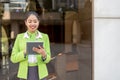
[0,0,92,80]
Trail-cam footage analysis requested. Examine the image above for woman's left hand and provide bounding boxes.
[32,45,46,57]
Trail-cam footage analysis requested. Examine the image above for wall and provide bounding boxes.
[94,0,120,80]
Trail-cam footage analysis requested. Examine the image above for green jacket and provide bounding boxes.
[10,31,51,79]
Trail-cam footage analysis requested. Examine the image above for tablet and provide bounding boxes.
[26,42,43,55]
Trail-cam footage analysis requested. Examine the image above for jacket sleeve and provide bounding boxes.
[10,34,27,63]
[42,34,51,63]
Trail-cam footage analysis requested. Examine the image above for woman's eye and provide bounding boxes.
[33,20,38,23]
[27,20,32,23]
[34,21,37,23]
[28,21,32,23]
[27,20,38,23]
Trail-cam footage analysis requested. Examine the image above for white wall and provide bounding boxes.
[94,0,120,80]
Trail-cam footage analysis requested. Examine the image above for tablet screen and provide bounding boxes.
[26,42,43,55]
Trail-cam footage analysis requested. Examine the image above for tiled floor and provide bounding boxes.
[0,42,92,80]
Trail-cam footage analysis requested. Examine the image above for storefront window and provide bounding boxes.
[0,0,92,80]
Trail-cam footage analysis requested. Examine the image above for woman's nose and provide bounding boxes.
[30,22,36,25]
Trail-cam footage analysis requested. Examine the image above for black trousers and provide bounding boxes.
[27,66,39,80]
[19,66,47,80]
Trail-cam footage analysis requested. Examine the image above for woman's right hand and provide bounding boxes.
[24,49,27,54]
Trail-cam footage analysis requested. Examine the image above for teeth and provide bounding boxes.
[31,26,35,29]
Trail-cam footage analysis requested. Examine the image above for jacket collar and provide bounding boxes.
[24,31,43,39]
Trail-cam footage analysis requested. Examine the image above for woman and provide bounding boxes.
[10,11,51,80]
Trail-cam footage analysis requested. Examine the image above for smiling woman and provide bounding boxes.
[24,11,40,33]
[10,11,51,80]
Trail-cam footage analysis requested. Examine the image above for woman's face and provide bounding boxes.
[25,14,39,33]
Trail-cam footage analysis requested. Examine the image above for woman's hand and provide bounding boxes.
[24,49,27,54]
[24,49,27,58]
[32,45,46,57]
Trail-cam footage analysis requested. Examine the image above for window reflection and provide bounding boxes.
[1,26,9,79]
[9,0,27,12]
[0,0,92,80]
